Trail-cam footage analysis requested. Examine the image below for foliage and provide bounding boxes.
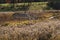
[0,0,48,3]
[0,2,48,11]
[47,1,60,10]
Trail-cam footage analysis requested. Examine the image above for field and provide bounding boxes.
[0,10,60,40]
[0,19,60,40]
[0,0,60,40]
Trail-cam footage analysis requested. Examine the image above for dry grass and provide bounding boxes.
[0,11,60,40]
[0,20,60,40]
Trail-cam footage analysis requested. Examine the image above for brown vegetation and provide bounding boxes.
[0,20,60,40]
[0,11,60,40]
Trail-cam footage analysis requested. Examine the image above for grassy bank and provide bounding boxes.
[0,11,60,26]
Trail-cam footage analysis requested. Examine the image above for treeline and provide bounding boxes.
[0,0,60,10]
[0,0,48,3]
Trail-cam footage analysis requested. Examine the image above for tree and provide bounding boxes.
[47,0,60,10]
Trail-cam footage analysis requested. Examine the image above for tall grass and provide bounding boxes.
[0,20,60,40]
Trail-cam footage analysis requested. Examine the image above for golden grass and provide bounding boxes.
[0,19,41,27]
